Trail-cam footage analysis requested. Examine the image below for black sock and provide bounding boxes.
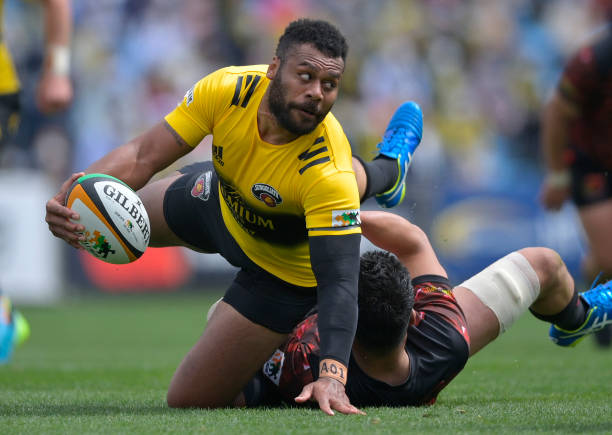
[354,155,399,200]
[529,290,588,331]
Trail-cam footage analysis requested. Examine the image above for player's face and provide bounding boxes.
[268,44,344,135]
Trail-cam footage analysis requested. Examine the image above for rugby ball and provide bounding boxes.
[65,174,150,264]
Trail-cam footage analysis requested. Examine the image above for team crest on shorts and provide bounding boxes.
[332,209,361,227]
[262,349,285,386]
[191,171,212,201]
[251,183,282,207]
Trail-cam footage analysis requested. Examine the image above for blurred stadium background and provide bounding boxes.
[0,0,601,304]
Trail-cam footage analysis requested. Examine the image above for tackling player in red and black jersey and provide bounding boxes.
[539,10,612,347]
[237,211,611,407]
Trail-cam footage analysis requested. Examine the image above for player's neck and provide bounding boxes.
[352,339,410,386]
[257,92,299,145]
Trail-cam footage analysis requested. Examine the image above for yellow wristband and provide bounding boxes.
[319,359,347,385]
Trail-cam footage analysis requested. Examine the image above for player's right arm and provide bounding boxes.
[46,68,228,247]
[44,120,193,247]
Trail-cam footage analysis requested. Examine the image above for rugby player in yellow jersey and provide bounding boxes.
[1,0,72,364]
[45,19,422,415]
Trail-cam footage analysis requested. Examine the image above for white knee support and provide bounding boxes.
[459,252,541,334]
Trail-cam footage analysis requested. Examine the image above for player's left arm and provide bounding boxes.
[37,0,73,114]
[295,231,363,416]
[297,168,364,415]
[361,211,446,278]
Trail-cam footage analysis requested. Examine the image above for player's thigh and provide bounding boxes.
[453,287,499,356]
[578,198,612,271]
[137,172,185,247]
[167,300,287,408]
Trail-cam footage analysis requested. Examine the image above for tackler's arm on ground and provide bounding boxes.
[360,211,445,279]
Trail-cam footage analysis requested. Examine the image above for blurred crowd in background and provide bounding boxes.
[3,0,607,290]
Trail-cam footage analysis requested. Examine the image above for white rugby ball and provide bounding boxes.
[65,173,150,264]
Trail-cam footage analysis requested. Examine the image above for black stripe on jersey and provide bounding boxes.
[241,75,261,108]
[308,225,360,232]
[313,136,324,145]
[298,146,328,160]
[299,156,331,175]
[231,76,244,106]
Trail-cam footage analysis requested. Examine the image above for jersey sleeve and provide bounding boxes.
[303,171,361,236]
[164,67,234,147]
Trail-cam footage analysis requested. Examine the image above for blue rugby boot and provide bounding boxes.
[0,294,16,364]
[0,294,30,364]
[375,101,423,208]
[549,279,612,347]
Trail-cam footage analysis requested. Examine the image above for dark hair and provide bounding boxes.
[275,18,348,62]
[356,251,414,352]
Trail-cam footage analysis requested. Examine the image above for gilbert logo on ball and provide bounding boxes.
[65,174,150,264]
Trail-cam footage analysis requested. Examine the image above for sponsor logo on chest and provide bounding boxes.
[251,183,283,207]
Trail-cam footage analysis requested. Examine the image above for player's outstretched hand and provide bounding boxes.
[45,172,85,249]
[295,377,365,416]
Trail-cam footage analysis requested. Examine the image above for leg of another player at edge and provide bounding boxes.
[454,247,584,356]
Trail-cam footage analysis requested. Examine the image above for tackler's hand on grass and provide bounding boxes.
[295,377,365,416]
[45,172,85,249]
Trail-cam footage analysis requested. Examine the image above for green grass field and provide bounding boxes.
[1,292,611,434]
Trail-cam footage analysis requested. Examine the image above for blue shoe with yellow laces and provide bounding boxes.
[549,279,612,347]
[0,294,30,364]
[375,101,423,208]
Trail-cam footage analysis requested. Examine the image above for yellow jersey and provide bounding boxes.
[165,65,361,286]
[0,0,20,94]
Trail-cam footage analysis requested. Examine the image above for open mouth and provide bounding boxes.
[297,108,317,119]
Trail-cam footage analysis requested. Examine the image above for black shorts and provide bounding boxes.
[570,152,612,207]
[0,92,20,148]
[163,161,317,333]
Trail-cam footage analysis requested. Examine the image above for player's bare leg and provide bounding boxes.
[137,173,206,251]
[520,247,574,315]
[454,247,575,356]
[452,287,499,356]
[166,300,287,408]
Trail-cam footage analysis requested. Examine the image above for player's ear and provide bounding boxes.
[267,57,280,80]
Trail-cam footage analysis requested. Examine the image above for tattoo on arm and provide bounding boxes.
[163,121,188,148]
